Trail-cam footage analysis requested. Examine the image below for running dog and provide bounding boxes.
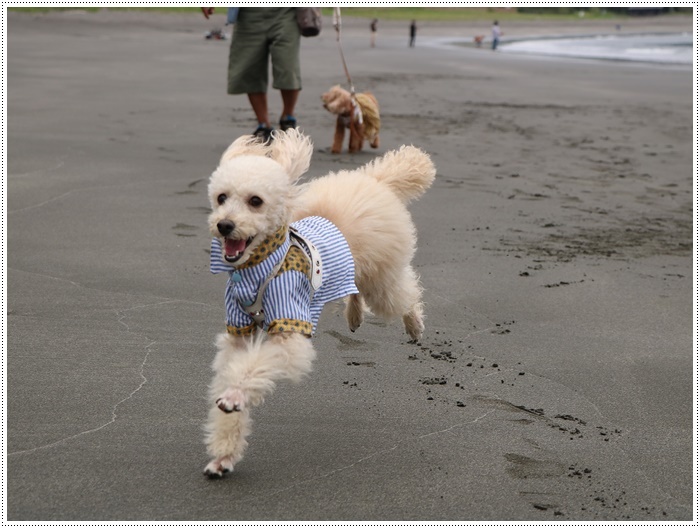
[203,129,435,477]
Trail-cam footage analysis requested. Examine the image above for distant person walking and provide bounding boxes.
[370,18,378,47]
[491,20,502,50]
[201,7,301,143]
[409,20,417,47]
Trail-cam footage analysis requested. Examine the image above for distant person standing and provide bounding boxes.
[370,18,378,47]
[491,20,502,50]
[409,20,417,47]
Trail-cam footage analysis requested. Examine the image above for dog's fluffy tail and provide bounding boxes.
[361,145,436,203]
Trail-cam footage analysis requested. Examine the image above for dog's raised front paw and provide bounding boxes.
[216,388,248,413]
[204,456,235,479]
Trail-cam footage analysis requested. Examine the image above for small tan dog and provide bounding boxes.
[203,129,434,477]
[321,85,381,154]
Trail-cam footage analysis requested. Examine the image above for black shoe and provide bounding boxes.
[279,115,297,132]
[252,124,274,144]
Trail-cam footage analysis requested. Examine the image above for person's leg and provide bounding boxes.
[269,8,301,130]
[247,93,270,127]
[248,92,273,141]
[227,9,272,139]
[280,89,299,120]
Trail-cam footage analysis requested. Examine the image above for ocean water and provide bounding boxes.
[499,33,693,65]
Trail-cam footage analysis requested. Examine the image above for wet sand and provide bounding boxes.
[6,9,693,521]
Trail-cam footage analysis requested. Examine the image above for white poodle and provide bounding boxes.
[203,129,436,477]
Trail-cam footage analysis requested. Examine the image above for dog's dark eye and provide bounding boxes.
[248,196,263,208]
[217,194,227,205]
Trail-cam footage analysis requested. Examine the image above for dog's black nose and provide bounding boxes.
[217,220,235,236]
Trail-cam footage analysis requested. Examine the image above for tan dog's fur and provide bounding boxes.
[321,85,381,154]
[203,130,435,477]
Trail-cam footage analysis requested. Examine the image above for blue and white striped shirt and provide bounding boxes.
[210,216,358,336]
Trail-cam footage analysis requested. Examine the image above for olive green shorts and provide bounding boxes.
[227,8,301,94]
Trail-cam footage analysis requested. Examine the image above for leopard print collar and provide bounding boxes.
[235,225,288,270]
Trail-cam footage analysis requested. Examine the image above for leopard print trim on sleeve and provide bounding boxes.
[267,318,313,337]
[226,324,258,337]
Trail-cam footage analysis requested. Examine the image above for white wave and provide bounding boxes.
[499,33,692,65]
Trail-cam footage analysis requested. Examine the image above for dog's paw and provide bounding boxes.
[347,317,362,332]
[345,297,364,333]
[216,388,248,413]
[404,312,425,343]
[204,456,235,479]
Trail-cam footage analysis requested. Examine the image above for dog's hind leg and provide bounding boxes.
[332,119,345,153]
[345,293,365,333]
[349,123,364,153]
[399,265,425,342]
[403,302,425,343]
[361,264,425,342]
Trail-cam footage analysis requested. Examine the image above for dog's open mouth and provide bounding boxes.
[223,236,254,263]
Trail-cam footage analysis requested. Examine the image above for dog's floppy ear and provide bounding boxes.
[267,129,313,182]
[216,130,312,182]
[219,135,269,164]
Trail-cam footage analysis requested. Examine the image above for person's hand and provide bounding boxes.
[201,7,215,19]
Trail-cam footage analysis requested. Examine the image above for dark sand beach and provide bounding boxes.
[6,9,693,521]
